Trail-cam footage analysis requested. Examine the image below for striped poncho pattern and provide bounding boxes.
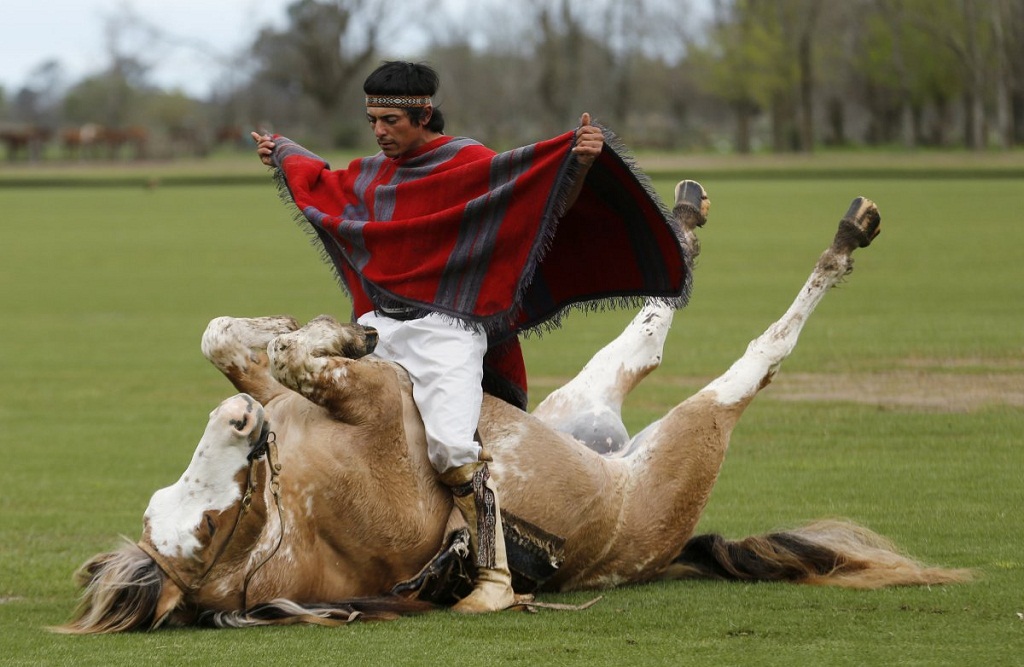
[271,127,691,406]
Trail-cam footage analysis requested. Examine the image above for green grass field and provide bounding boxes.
[1,157,1022,665]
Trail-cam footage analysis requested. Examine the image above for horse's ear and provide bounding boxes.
[151,581,184,629]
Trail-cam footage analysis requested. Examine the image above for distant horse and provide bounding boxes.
[61,125,148,160]
[0,125,51,161]
[58,183,968,633]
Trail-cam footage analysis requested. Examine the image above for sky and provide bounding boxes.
[2,0,439,98]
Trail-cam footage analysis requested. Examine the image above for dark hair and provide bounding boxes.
[363,61,445,132]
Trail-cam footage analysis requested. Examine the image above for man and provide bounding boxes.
[253,61,689,613]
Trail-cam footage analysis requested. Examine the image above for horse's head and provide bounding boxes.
[57,394,278,633]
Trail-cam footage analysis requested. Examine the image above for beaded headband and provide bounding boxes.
[365,95,433,108]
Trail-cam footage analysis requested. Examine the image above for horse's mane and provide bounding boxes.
[53,539,163,634]
[202,596,435,628]
[53,538,435,632]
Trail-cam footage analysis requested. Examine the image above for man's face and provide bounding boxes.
[366,107,431,158]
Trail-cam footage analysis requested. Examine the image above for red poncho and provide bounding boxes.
[272,129,690,407]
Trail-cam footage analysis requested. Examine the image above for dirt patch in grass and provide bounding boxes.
[532,360,1024,413]
[767,371,1023,412]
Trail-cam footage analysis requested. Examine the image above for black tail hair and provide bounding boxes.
[666,520,971,589]
[672,531,846,582]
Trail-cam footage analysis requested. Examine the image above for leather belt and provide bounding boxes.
[375,303,427,321]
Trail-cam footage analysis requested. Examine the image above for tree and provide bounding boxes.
[786,0,824,152]
[252,0,394,146]
[890,0,1001,149]
[1006,0,1024,144]
[5,0,1022,155]
[690,0,791,152]
[16,61,66,123]
[533,0,587,132]
[991,0,1024,147]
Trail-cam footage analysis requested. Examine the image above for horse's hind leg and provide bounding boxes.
[201,316,300,404]
[531,302,673,453]
[532,181,709,454]
[700,196,880,408]
[581,198,882,585]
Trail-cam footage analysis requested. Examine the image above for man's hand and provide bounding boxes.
[251,131,276,166]
[564,112,604,209]
[572,112,604,166]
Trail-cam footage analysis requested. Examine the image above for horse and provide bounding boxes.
[0,124,51,161]
[58,183,969,633]
[60,125,148,161]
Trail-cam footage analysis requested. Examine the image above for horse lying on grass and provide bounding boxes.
[58,183,969,633]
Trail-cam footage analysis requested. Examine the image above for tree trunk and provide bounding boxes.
[826,96,845,146]
[797,29,814,152]
[1013,92,1024,145]
[962,0,986,150]
[796,0,821,153]
[932,94,951,146]
[893,16,916,147]
[735,101,753,154]
[963,90,985,149]
[991,0,1013,149]
[772,90,800,152]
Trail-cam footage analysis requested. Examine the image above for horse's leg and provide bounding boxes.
[265,314,443,538]
[532,181,709,454]
[529,301,673,453]
[699,196,879,410]
[266,315,402,424]
[201,316,300,404]
[569,197,881,587]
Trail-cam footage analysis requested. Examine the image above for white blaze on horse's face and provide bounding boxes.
[143,394,265,559]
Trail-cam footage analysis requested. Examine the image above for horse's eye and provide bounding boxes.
[205,513,216,536]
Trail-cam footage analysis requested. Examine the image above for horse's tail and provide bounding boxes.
[664,519,971,589]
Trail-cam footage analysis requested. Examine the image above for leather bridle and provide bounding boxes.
[137,424,284,609]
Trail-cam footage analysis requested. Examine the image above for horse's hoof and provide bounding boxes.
[833,197,881,252]
[673,180,709,230]
[361,326,379,355]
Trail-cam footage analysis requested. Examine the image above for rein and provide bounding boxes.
[138,425,285,610]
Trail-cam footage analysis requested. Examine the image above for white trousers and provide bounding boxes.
[357,311,486,473]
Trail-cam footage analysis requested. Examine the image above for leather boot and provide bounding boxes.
[438,461,515,613]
